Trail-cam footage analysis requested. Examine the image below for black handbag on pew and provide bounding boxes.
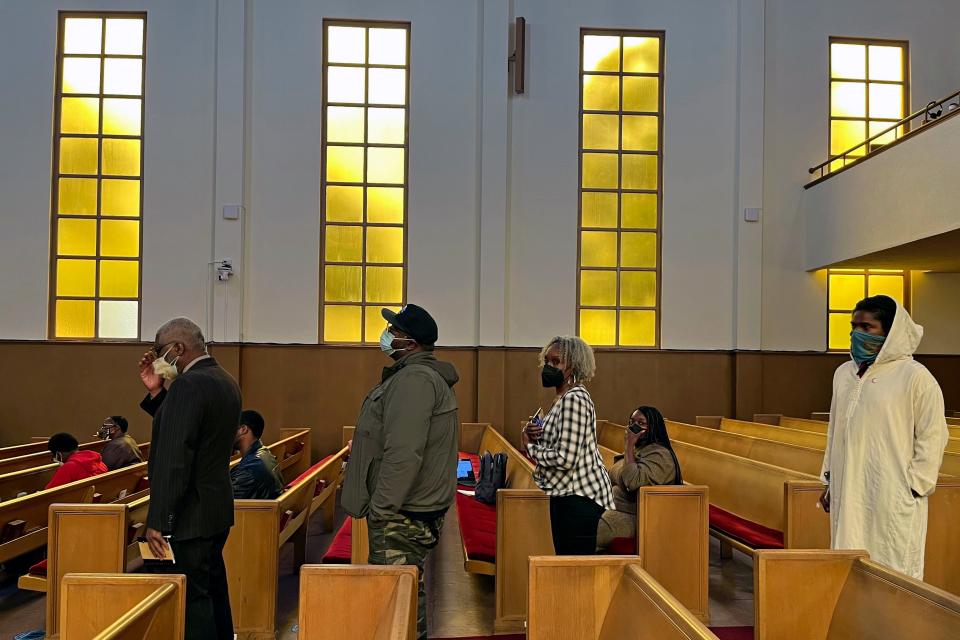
[475,451,507,504]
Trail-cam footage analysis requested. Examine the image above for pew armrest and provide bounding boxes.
[754,550,864,640]
[637,484,710,623]
[783,481,831,548]
[494,489,553,633]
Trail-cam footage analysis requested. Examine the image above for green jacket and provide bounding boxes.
[342,351,460,519]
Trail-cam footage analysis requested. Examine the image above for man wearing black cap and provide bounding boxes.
[342,304,460,640]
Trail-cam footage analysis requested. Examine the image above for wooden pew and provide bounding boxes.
[705,417,960,477]
[60,573,185,640]
[298,565,417,640]
[0,439,116,476]
[776,415,960,453]
[0,442,151,502]
[476,422,709,630]
[527,556,719,640]
[674,418,960,596]
[32,429,317,640]
[754,550,960,640]
[0,440,56,460]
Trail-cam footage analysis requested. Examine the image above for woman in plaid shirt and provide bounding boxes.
[522,336,615,554]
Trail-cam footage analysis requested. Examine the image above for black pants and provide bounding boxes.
[147,530,233,640]
[549,495,604,555]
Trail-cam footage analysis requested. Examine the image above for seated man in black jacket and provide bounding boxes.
[230,410,283,499]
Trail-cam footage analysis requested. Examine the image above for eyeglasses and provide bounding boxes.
[153,341,176,356]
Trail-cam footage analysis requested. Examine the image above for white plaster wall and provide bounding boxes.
[243,0,480,344]
[506,0,740,349]
[762,0,960,351]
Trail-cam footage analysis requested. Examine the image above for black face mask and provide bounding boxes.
[541,364,566,388]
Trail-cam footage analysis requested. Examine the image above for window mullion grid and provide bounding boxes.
[615,36,624,347]
[93,17,106,338]
[360,26,370,343]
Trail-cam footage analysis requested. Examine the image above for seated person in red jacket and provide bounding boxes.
[45,432,109,489]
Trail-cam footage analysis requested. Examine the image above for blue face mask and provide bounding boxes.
[850,329,885,366]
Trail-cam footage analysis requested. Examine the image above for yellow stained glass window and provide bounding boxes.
[581,231,617,268]
[578,30,662,347]
[827,269,908,351]
[61,97,99,134]
[99,260,139,298]
[59,178,98,215]
[322,21,409,343]
[325,226,363,262]
[583,75,619,111]
[55,299,95,338]
[52,14,145,339]
[366,227,403,263]
[60,138,98,175]
[367,147,404,184]
[58,218,97,256]
[580,271,617,307]
[619,310,656,346]
[324,305,362,342]
[828,38,907,173]
[102,139,141,176]
[56,259,96,297]
[102,98,141,135]
[582,153,618,189]
[620,271,656,307]
[101,179,140,216]
[324,265,362,302]
[365,266,403,303]
[580,309,616,346]
[100,220,140,257]
[367,187,404,223]
[326,106,365,143]
[326,185,363,223]
[581,192,617,228]
[622,154,657,190]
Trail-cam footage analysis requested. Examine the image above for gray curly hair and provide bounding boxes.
[538,336,597,383]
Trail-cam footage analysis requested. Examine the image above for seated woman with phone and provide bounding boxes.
[596,405,683,551]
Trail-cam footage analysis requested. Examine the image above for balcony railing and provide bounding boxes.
[806,88,960,188]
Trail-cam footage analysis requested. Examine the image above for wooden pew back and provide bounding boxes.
[60,574,185,640]
[463,423,537,490]
[672,440,828,548]
[299,565,417,640]
[755,550,960,640]
[0,440,53,460]
[779,416,828,434]
[527,556,718,640]
[0,439,113,476]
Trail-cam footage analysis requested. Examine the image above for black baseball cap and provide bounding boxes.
[381,304,438,345]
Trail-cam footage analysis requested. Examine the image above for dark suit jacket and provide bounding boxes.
[141,356,241,540]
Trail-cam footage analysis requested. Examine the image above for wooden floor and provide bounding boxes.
[0,495,754,638]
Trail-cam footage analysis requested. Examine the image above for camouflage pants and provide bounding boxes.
[367,511,444,640]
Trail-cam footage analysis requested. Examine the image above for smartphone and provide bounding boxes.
[531,408,544,426]
[629,422,643,434]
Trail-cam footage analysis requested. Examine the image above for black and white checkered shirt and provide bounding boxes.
[527,386,615,510]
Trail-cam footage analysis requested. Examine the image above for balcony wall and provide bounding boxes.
[804,112,960,272]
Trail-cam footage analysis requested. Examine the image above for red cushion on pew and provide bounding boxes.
[709,505,783,549]
[285,454,335,492]
[709,626,754,640]
[607,537,637,555]
[455,491,497,564]
[134,476,150,493]
[28,559,47,577]
[322,517,353,564]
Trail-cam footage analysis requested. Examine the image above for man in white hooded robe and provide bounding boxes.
[820,295,948,580]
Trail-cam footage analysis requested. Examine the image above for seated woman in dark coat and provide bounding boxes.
[596,405,682,550]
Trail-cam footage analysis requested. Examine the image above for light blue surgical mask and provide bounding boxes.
[379,328,413,356]
[850,330,885,366]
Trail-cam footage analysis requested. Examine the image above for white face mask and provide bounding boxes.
[152,347,180,381]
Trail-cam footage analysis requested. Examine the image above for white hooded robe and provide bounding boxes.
[820,300,949,579]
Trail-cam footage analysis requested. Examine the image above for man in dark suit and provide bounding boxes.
[138,317,241,640]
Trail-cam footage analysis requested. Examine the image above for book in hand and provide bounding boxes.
[137,536,176,563]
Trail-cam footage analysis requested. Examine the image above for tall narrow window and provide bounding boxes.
[577,30,663,348]
[827,269,908,351]
[321,21,409,344]
[829,38,908,172]
[50,13,146,339]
